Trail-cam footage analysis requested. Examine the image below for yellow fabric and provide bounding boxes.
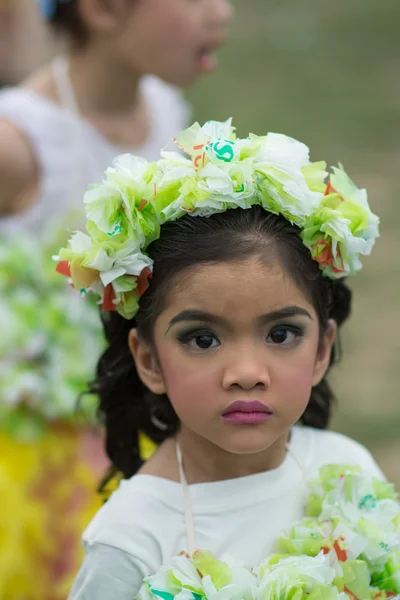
[0,428,103,600]
[0,428,157,599]
[139,432,158,461]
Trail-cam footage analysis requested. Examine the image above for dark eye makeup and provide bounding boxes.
[175,323,305,350]
[267,324,305,345]
[176,328,220,350]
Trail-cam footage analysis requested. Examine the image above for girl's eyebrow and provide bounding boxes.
[258,306,313,323]
[166,306,313,333]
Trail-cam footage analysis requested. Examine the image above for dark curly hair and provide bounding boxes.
[48,0,137,45]
[89,206,352,485]
[48,2,88,46]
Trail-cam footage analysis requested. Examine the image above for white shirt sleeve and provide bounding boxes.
[69,543,148,600]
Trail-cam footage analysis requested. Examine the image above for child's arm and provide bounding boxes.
[0,120,39,216]
[69,542,148,600]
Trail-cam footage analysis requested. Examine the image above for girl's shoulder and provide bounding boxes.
[82,468,183,566]
[0,85,82,232]
[294,425,385,480]
[0,85,69,135]
[0,73,61,218]
[0,84,75,176]
[0,117,39,217]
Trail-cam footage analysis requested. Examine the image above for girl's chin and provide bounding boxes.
[211,431,286,458]
[159,60,213,87]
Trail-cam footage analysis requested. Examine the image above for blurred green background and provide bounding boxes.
[188,0,400,486]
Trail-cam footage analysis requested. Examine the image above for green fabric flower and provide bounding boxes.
[138,551,257,600]
[257,553,344,600]
[370,550,400,593]
[280,465,400,596]
[301,166,379,277]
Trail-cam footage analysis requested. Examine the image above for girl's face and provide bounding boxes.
[116,0,232,87]
[132,258,335,456]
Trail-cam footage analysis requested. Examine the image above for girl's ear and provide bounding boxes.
[312,319,337,387]
[128,329,166,395]
[79,0,132,34]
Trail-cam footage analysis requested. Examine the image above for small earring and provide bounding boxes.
[150,408,169,431]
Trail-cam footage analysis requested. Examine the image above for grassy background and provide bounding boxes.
[187,0,400,485]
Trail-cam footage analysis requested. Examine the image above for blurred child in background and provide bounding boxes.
[0,0,232,235]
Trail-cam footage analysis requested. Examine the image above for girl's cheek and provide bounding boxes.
[159,351,217,415]
[274,360,317,410]
[283,365,315,391]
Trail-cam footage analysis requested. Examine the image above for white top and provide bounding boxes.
[0,63,189,237]
[69,426,385,600]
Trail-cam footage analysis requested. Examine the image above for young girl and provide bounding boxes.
[57,119,383,599]
[0,0,231,234]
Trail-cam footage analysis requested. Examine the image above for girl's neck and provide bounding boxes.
[67,46,142,116]
[25,46,150,149]
[177,426,290,484]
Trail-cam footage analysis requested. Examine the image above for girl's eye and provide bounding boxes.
[177,330,220,351]
[267,326,302,346]
[191,334,218,350]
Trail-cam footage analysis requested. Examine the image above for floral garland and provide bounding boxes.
[137,465,400,600]
[0,233,104,439]
[56,119,379,320]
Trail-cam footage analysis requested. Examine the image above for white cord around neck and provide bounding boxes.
[176,443,197,557]
[175,437,309,557]
[52,55,81,116]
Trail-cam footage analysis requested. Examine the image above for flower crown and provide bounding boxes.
[56,119,379,320]
[36,0,72,19]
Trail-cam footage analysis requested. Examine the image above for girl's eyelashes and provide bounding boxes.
[267,324,304,346]
[175,323,305,352]
[176,328,220,352]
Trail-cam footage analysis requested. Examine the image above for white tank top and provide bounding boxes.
[0,57,190,236]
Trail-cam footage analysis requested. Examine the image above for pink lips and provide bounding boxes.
[196,38,227,72]
[221,401,273,425]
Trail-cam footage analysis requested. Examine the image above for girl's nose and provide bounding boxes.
[222,352,271,392]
